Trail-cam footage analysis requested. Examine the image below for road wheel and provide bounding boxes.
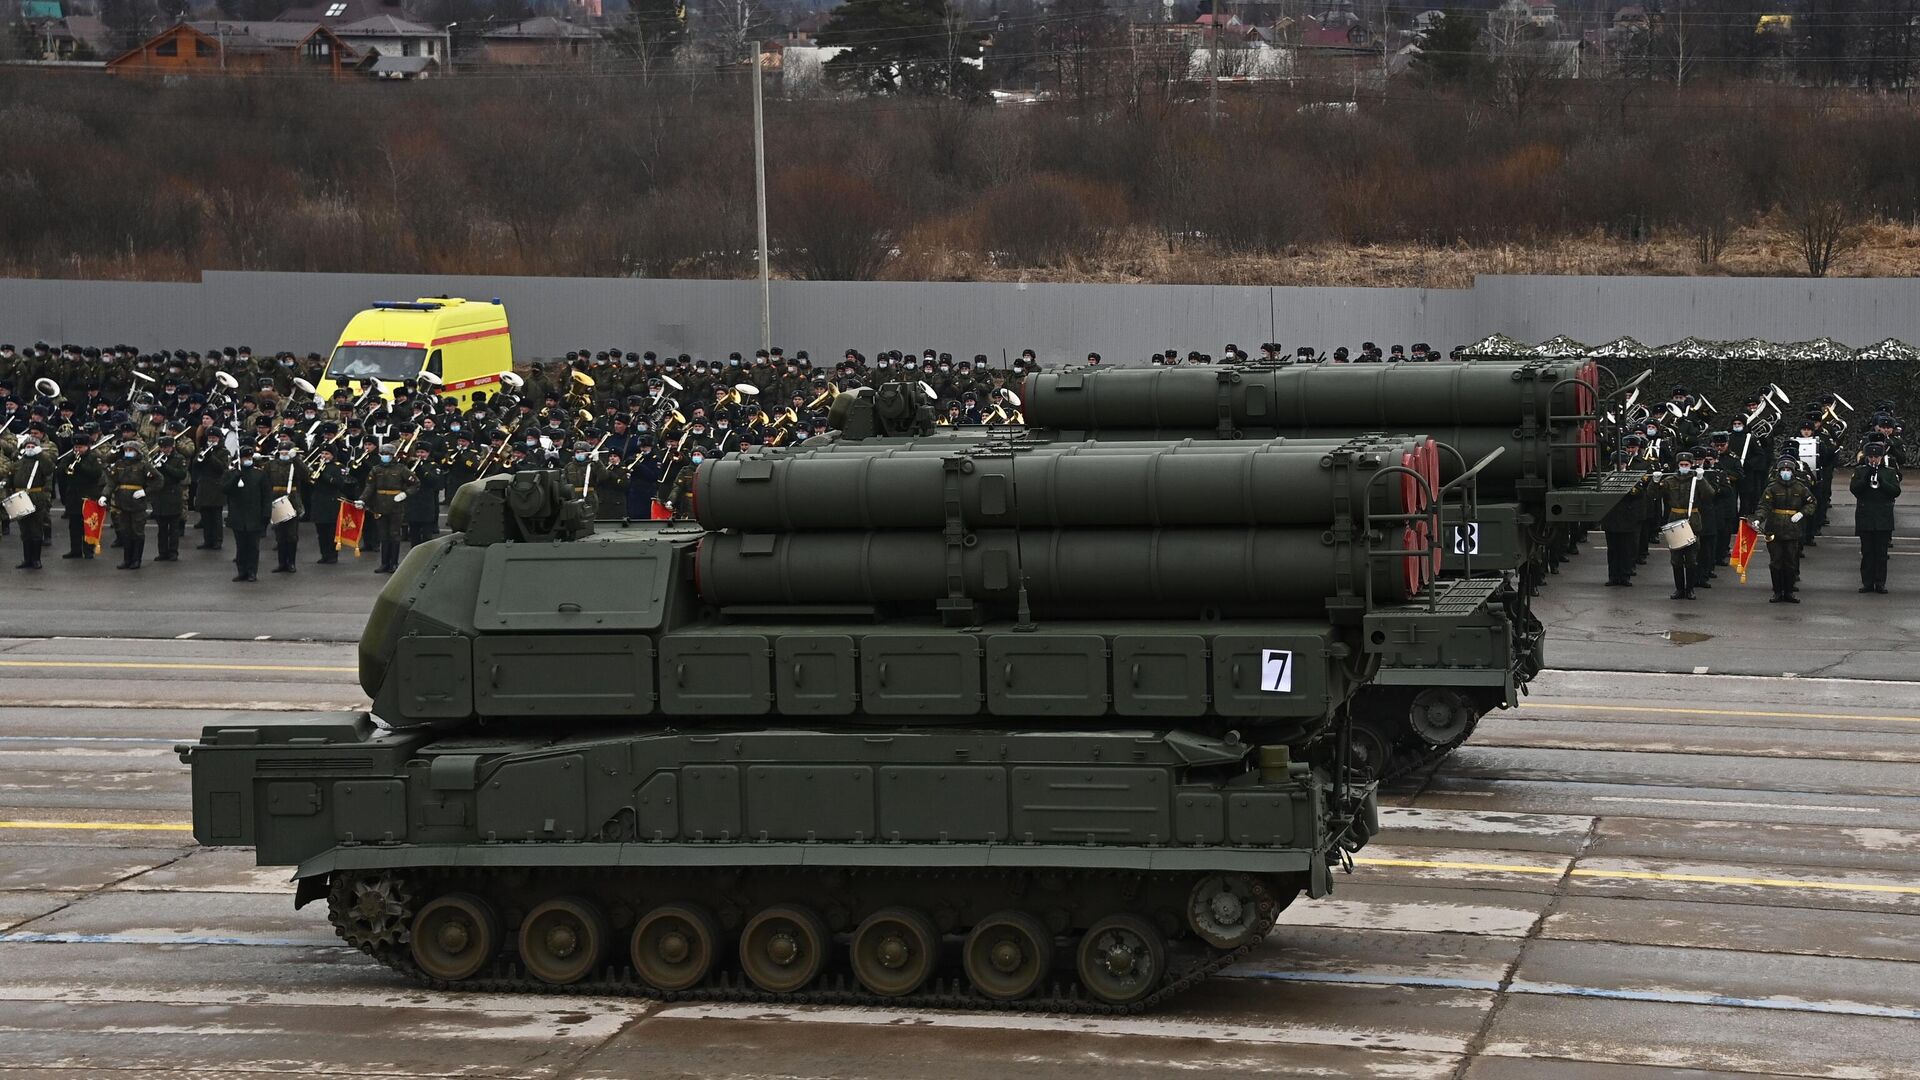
[850,907,938,997]
[518,897,606,986]
[631,903,720,992]
[739,904,829,993]
[962,910,1052,1001]
[1076,914,1165,1006]
[411,892,499,982]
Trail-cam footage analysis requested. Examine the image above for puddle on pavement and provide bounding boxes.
[1665,630,1714,645]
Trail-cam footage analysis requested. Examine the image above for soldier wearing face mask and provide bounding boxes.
[1754,456,1817,603]
[265,441,309,574]
[108,439,159,570]
[355,443,420,575]
[661,447,705,520]
[1655,450,1715,600]
[4,433,53,569]
[224,447,270,583]
[1850,442,1901,594]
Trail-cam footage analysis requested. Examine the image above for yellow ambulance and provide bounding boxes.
[318,297,513,408]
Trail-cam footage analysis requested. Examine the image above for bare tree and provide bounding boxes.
[770,165,900,280]
[1777,158,1866,277]
[693,0,775,66]
[1676,147,1742,266]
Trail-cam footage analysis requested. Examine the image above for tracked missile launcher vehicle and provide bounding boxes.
[179,421,1531,1011]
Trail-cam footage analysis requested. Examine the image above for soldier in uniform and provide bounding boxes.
[1785,416,1834,545]
[1754,456,1817,603]
[308,443,351,565]
[3,433,52,569]
[1598,450,1645,587]
[224,447,270,583]
[404,442,443,547]
[594,449,631,523]
[444,432,483,502]
[1655,450,1715,600]
[59,430,105,560]
[1687,447,1722,590]
[1850,442,1901,594]
[148,434,188,562]
[356,444,419,574]
[562,440,600,520]
[192,429,230,550]
[660,447,704,520]
[107,439,159,570]
[265,442,309,573]
[1704,435,1742,569]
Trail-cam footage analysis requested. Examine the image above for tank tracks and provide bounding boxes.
[1376,716,1481,785]
[325,867,1286,1015]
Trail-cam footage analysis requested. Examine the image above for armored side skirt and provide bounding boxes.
[179,716,1372,901]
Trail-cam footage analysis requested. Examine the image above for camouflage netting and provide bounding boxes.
[1461,334,1918,429]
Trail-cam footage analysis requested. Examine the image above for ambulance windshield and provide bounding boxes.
[327,346,427,382]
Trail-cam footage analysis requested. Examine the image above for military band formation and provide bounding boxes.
[0,341,1906,598]
[1597,383,1905,602]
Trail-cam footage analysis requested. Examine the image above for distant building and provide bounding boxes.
[29,14,113,60]
[106,22,355,77]
[480,17,604,66]
[359,53,439,79]
[334,15,448,68]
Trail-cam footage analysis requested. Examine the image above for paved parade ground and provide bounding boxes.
[0,489,1916,1078]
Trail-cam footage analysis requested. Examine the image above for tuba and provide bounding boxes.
[34,376,60,400]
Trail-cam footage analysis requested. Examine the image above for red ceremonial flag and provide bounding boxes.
[650,499,672,521]
[81,498,106,553]
[1730,518,1759,583]
[335,502,366,558]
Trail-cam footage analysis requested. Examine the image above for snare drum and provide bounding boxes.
[1,490,35,521]
[1658,519,1697,550]
[269,496,298,525]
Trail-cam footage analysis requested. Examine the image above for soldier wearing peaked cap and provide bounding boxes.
[3,433,52,569]
[356,443,419,575]
[1656,450,1715,600]
[107,439,159,570]
[1850,442,1901,594]
[1754,456,1817,603]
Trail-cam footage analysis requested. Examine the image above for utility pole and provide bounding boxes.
[752,39,771,353]
[1206,19,1218,128]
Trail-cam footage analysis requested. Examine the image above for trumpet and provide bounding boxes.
[302,434,342,472]
[126,371,157,412]
[352,378,385,412]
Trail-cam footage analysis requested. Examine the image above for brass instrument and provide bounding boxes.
[126,371,157,412]
[302,434,342,472]
[34,376,60,401]
[567,369,596,411]
[805,386,837,410]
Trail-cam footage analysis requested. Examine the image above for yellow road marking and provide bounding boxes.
[1356,855,1920,895]
[1356,857,1562,875]
[0,820,193,832]
[0,661,355,674]
[1527,702,1920,724]
[1565,867,1920,895]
